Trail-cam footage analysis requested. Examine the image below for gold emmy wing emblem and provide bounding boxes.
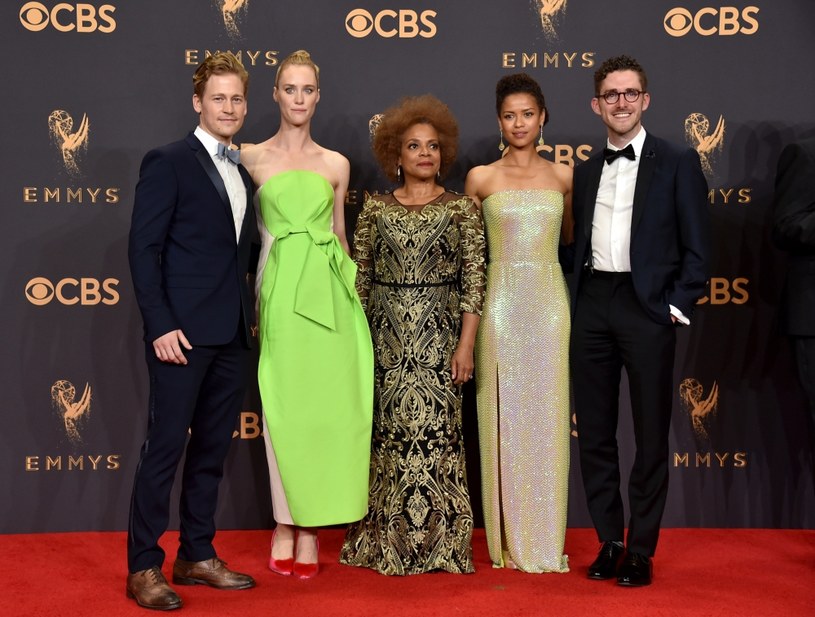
[679,378,719,441]
[220,0,249,38]
[684,113,725,176]
[536,0,567,39]
[48,110,89,175]
[368,114,384,142]
[51,380,92,445]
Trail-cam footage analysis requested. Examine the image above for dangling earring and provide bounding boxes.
[436,170,441,182]
[397,165,402,183]
[538,125,544,147]
[498,130,505,152]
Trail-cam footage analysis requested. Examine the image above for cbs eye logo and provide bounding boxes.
[664,6,758,37]
[345,8,437,39]
[25,277,120,306]
[19,2,116,33]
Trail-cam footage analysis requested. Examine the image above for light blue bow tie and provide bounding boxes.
[216,142,240,165]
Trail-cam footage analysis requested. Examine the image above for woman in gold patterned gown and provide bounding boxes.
[464,73,574,573]
[340,95,486,575]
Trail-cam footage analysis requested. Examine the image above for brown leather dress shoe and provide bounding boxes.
[126,566,183,611]
[172,557,255,590]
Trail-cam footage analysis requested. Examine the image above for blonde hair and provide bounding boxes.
[275,49,320,88]
[192,51,249,98]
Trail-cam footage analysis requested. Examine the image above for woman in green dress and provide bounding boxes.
[339,95,486,575]
[241,50,373,580]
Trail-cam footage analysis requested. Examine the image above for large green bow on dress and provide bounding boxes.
[273,224,357,331]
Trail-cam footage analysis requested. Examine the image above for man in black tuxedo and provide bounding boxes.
[126,52,256,610]
[772,138,815,440]
[570,55,710,587]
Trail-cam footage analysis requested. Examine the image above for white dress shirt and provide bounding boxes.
[591,126,646,273]
[194,126,246,239]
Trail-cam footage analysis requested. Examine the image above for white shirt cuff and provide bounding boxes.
[669,304,690,325]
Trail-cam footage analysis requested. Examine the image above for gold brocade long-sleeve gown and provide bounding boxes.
[475,189,570,573]
[340,191,486,575]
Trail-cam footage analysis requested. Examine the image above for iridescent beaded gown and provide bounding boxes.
[475,189,570,573]
[339,191,486,575]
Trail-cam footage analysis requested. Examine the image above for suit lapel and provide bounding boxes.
[236,164,254,246]
[631,134,657,237]
[195,149,232,212]
[581,154,605,239]
[186,133,232,215]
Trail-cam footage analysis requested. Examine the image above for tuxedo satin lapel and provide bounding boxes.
[238,163,252,192]
[582,155,605,239]
[194,146,232,213]
[631,135,658,237]
[236,164,254,246]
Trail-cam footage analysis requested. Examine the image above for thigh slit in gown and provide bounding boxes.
[476,189,570,573]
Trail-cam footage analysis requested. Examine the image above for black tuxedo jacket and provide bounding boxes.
[129,132,255,346]
[772,138,815,337]
[571,132,710,324]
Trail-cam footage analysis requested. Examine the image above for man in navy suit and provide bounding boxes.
[570,55,710,587]
[772,139,815,445]
[126,52,256,610]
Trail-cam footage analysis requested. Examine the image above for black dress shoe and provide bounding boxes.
[617,552,653,587]
[587,541,625,580]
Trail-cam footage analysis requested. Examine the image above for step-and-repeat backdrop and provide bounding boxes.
[2,1,813,533]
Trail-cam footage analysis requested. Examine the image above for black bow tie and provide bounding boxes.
[217,142,241,165]
[603,144,636,165]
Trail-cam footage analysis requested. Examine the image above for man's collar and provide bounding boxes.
[194,126,230,157]
[606,126,647,157]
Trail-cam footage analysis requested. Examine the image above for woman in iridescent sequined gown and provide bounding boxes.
[340,95,486,575]
[465,74,574,573]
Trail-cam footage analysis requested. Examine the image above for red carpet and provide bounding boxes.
[2,528,813,617]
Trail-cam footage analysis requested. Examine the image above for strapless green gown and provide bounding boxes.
[257,170,373,526]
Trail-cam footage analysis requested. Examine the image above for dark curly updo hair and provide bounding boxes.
[495,73,549,125]
[372,94,459,183]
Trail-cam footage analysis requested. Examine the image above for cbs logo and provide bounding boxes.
[664,6,758,37]
[25,277,120,306]
[19,2,116,33]
[538,144,592,167]
[696,277,748,305]
[345,8,437,39]
[233,412,262,439]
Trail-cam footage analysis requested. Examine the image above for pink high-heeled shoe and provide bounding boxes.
[268,528,294,576]
[293,536,319,580]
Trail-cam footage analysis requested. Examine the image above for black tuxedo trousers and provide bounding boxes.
[571,271,676,556]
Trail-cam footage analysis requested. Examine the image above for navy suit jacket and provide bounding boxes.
[571,132,710,324]
[772,138,815,337]
[129,132,255,346]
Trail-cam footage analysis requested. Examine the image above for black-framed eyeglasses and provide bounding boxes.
[596,89,644,104]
